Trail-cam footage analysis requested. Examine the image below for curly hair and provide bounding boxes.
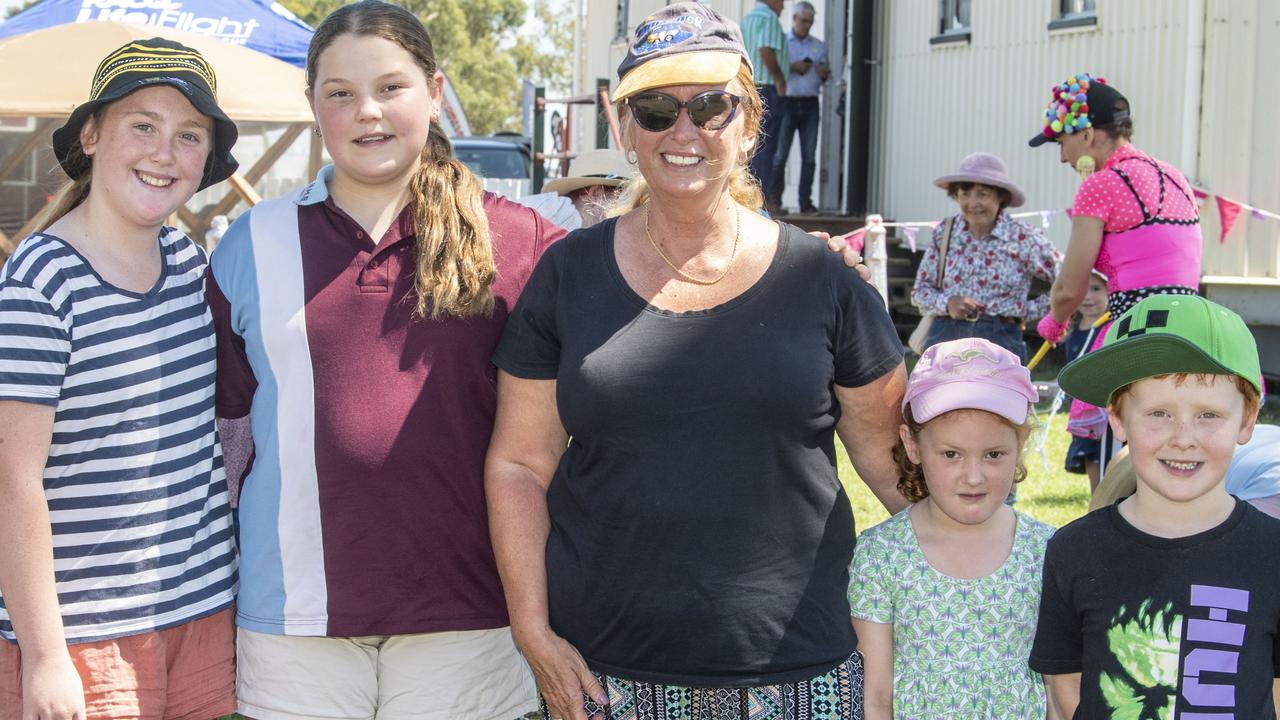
[893,405,1035,503]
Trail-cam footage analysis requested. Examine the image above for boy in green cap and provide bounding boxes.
[1028,294,1280,718]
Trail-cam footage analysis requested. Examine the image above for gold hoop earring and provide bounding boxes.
[626,149,638,165]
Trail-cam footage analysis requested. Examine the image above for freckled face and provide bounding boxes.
[80,85,212,230]
[1111,375,1256,506]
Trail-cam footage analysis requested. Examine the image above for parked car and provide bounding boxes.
[451,135,531,199]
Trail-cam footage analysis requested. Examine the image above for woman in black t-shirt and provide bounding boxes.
[484,5,907,720]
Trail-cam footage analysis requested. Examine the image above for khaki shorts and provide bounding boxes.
[0,607,235,720]
[237,626,537,720]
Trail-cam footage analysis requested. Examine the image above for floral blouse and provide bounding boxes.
[911,212,1062,319]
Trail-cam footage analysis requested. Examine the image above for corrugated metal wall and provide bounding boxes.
[869,0,1280,280]
[1197,0,1280,280]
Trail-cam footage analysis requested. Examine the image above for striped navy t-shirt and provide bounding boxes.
[0,228,235,644]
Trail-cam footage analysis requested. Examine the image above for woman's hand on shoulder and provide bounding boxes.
[516,626,607,720]
[820,231,872,282]
[22,650,85,720]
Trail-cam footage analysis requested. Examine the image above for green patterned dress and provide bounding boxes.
[848,508,1055,719]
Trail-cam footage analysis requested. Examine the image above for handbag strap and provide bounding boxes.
[936,216,955,289]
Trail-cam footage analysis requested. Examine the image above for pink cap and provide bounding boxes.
[904,338,1038,424]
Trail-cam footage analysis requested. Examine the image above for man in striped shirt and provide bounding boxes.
[742,0,789,216]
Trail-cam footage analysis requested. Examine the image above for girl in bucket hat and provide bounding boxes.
[1029,72,1203,474]
[911,152,1062,363]
[0,38,239,719]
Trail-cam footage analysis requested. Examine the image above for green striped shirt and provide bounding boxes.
[741,2,788,86]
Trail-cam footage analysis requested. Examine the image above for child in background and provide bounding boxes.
[0,39,239,718]
[1062,270,1109,490]
[851,338,1057,719]
[1032,294,1280,718]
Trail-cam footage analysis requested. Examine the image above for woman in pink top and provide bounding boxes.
[1030,73,1202,462]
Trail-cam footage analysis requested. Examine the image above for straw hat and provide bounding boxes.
[541,150,634,196]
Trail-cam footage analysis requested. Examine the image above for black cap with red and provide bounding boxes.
[1029,73,1129,148]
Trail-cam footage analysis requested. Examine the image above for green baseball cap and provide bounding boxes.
[1059,294,1262,407]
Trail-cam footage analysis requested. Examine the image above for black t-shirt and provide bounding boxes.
[1031,500,1280,718]
[493,218,903,687]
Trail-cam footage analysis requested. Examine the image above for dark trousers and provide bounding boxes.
[749,84,782,199]
[769,96,820,207]
[923,316,1029,365]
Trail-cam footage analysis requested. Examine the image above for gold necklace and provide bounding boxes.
[643,204,740,286]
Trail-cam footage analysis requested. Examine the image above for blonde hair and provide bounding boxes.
[893,405,1034,503]
[608,62,764,216]
[308,0,494,319]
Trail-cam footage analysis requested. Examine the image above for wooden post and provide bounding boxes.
[864,214,888,308]
[0,119,55,184]
[595,78,611,149]
[187,122,308,237]
[533,86,546,194]
[227,173,263,206]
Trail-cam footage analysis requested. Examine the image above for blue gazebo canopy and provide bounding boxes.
[0,0,313,67]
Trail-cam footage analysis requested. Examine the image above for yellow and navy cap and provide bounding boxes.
[53,37,239,190]
[613,2,751,103]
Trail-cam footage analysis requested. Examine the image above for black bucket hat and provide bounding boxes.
[52,37,239,190]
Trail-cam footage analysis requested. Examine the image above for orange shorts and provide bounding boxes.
[0,607,235,720]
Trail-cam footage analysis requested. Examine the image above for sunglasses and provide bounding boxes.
[625,90,742,132]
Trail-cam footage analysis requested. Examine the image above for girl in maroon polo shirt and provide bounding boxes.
[208,2,563,718]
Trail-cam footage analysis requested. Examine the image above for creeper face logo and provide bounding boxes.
[1114,309,1170,339]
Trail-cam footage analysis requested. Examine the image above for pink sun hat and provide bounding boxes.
[904,338,1038,424]
[933,152,1026,208]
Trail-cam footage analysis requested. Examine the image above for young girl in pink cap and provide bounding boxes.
[849,338,1058,720]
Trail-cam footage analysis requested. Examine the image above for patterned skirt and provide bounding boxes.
[539,652,864,720]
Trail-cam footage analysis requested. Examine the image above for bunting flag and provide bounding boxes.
[1216,195,1243,244]
[900,226,918,252]
[877,188,1278,252]
[844,228,866,255]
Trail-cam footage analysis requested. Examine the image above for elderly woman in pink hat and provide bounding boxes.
[911,152,1062,363]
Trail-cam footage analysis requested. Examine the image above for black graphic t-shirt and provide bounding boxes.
[1031,500,1280,718]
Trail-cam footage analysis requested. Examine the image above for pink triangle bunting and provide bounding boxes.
[901,226,919,252]
[844,228,866,255]
[1215,196,1243,243]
